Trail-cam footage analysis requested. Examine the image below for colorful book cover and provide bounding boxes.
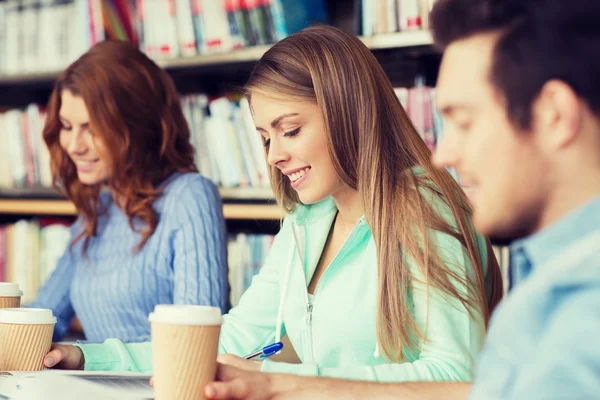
[268,0,287,40]
[190,0,205,53]
[175,0,197,55]
[224,0,246,49]
[279,0,328,34]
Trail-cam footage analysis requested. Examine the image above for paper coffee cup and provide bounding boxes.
[149,305,223,400]
[0,308,56,371]
[0,283,23,308]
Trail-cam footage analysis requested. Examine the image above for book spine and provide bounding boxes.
[268,0,287,40]
[0,2,6,74]
[225,0,246,49]
[0,227,5,283]
[175,0,197,56]
[400,0,421,31]
[259,0,276,43]
[190,0,205,53]
[362,0,374,36]
[5,0,21,74]
[202,0,233,52]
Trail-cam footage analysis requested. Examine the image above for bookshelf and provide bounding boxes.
[0,187,280,219]
[0,31,433,85]
[0,0,451,313]
[0,198,282,220]
[0,24,437,221]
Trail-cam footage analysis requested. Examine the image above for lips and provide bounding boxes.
[288,167,311,182]
[460,184,478,202]
[73,159,99,172]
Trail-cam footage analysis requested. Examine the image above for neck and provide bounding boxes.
[536,169,600,232]
[110,188,126,209]
[331,185,364,228]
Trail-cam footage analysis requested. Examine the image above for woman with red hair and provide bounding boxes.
[28,40,229,346]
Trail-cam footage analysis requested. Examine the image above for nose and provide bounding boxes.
[66,130,88,155]
[432,130,460,169]
[266,137,290,167]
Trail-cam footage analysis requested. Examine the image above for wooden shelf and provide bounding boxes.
[219,187,274,200]
[0,186,275,201]
[360,30,433,50]
[0,31,434,84]
[0,199,76,215]
[0,199,282,220]
[157,45,272,70]
[223,203,282,220]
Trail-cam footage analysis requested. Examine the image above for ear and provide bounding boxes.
[531,80,583,150]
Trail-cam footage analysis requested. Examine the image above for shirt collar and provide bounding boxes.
[511,194,600,272]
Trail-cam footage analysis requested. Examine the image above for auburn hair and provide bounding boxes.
[246,26,503,362]
[43,40,197,252]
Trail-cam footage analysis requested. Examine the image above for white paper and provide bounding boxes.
[0,370,154,399]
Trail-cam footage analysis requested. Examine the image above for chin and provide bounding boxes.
[297,190,330,206]
[77,174,105,186]
[474,212,537,247]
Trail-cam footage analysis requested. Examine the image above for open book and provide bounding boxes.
[0,370,154,400]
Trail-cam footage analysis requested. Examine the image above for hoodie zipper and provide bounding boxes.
[302,217,365,363]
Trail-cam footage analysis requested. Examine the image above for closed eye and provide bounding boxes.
[283,128,300,137]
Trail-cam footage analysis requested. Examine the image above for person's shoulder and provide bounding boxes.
[156,172,222,217]
[549,231,600,288]
[544,267,600,329]
[161,172,220,201]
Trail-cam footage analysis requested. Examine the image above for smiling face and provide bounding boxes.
[433,33,551,242]
[58,90,111,185]
[251,92,347,205]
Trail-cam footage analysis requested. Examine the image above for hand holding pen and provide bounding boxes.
[217,342,284,373]
[244,342,283,360]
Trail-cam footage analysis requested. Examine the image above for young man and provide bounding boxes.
[203,0,600,398]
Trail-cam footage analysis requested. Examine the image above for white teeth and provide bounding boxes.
[288,167,311,182]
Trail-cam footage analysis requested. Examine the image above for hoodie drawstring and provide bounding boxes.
[275,242,296,344]
[374,341,381,358]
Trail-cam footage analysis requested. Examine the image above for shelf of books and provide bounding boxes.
[0,31,433,85]
[0,0,492,311]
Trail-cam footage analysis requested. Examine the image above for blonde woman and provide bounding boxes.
[45,26,502,382]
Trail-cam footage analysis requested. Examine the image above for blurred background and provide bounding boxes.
[0,0,509,333]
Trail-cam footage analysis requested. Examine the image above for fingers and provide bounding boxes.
[216,363,246,381]
[217,354,241,367]
[149,376,154,387]
[44,344,84,370]
[205,378,249,399]
[44,345,64,368]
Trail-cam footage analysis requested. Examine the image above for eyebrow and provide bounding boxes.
[59,116,89,128]
[256,113,299,132]
[438,104,472,117]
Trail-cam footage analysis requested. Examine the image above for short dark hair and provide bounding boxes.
[430,0,600,129]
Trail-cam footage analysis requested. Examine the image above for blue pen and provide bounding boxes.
[244,342,284,360]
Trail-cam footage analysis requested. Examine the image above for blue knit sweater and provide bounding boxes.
[29,173,229,343]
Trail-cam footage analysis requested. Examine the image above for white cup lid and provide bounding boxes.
[0,308,57,324]
[148,305,223,326]
[0,282,23,297]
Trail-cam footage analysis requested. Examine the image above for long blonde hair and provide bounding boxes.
[246,26,503,362]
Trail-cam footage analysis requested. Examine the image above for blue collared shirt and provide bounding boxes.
[470,195,600,399]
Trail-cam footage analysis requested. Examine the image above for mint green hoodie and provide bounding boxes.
[78,190,491,382]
